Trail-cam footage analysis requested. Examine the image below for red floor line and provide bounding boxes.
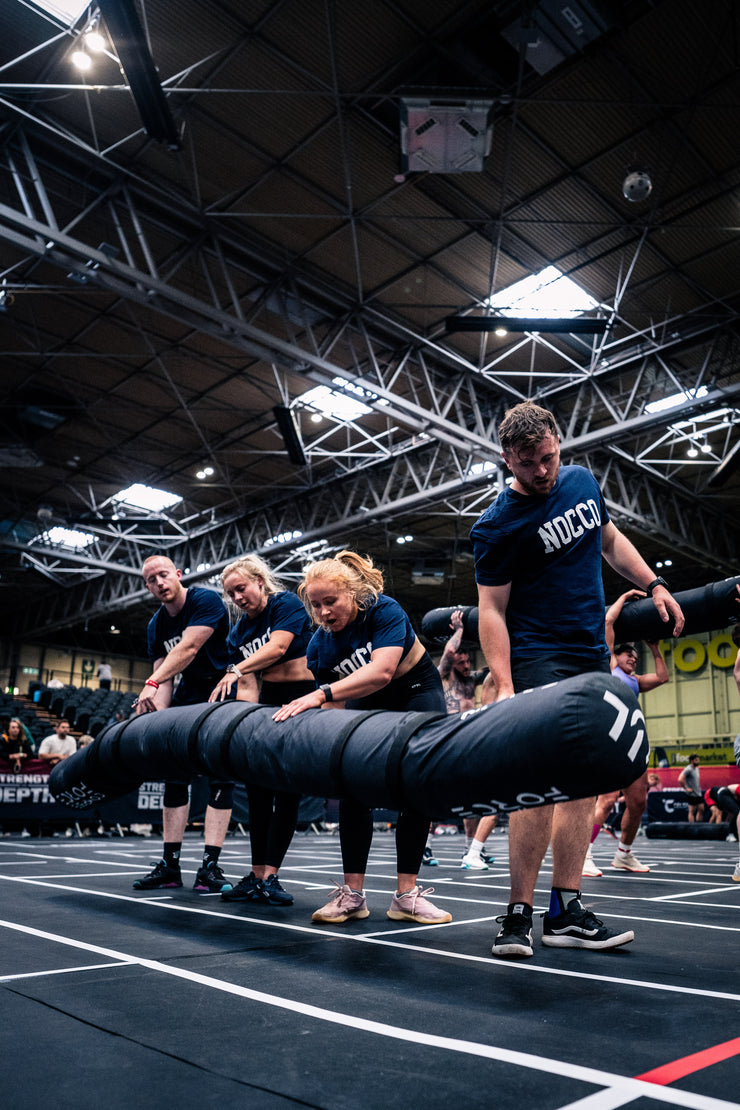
[634,1037,740,1085]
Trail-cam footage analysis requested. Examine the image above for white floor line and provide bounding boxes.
[0,860,49,866]
[552,1087,643,1110]
[0,960,133,982]
[650,886,740,900]
[2,873,740,1003]
[0,914,736,1110]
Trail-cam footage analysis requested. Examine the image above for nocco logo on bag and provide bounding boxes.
[51,781,108,809]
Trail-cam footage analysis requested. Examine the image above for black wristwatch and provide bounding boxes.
[319,683,334,703]
[645,577,669,595]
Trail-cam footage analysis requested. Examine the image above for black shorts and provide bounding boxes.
[346,651,445,714]
[511,652,611,695]
[259,679,317,706]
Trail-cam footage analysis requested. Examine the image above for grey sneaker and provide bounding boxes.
[312,883,369,924]
[387,886,451,924]
[733,863,740,882]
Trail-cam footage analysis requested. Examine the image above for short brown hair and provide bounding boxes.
[498,401,560,454]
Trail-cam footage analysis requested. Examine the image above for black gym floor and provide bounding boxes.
[1,828,739,1109]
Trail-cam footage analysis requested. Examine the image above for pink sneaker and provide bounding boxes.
[312,882,369,924]
[387,886,452,924]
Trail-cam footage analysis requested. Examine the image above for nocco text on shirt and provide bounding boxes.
[239,628,272,658]
[538,499,602,555]
[332,642,374,676]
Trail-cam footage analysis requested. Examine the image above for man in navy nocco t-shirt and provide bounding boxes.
[306,593,416,685]
[471,465,610,664]
[227,591,312,664]
[147,586,230,704]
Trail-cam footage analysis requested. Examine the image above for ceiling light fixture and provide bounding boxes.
[96,0,182,149]
[83,12,107,53]
[71,49,92,71]
[622,168,653,203]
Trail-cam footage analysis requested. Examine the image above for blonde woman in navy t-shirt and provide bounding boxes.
[273,550,452,927]
[209,554,316,908]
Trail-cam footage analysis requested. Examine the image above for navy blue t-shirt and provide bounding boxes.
[306,593,416,684]
[226,590,312,665]
[470,464,610,661]
[146,585,230,704]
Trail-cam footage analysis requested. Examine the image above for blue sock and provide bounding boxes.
[549,887,580,917]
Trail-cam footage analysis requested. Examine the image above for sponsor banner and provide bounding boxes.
[647,789,691,822]
[0,768,325,826]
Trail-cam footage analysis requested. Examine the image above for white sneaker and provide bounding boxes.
[612,849,650,873]
[460,852,489,870]
[733,863,740,882]
[726,834,737,843]
[582,848,602,878]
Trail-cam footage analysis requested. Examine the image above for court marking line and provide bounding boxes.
[2,873,740,1003]
[553,1088,646,1110]
[8,868,740,925]
[0,915,736,1110]
[0,961,134,982]
[635,1037,740,1085]
[649,886,740,900]
[5,857,740,917]
[11,865,740,919]
[8,847,736,893]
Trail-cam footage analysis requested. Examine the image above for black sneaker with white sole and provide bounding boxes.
[133,859,182,890]
[492,905,534,958]
[542,897,634,950]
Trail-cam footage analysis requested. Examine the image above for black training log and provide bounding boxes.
[50,672,648,820]
[421,575,740,645]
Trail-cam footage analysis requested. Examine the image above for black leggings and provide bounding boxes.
[247,678,316,869]
[341,653,445,878]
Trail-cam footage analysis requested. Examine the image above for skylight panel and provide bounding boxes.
[112,483,182,512]
[300,384,373,422]
[35,526,95,549]
[488,266,599,318]
[28,0,90,26]
[466,461,497,478]
[645,387,708,415]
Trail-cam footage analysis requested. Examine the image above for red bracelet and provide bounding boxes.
[145,679,159,689]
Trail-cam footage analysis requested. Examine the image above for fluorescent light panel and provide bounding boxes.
[112,483,182,512]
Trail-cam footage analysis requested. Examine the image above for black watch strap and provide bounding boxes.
[319,683,333,703]
[645,576,668,594]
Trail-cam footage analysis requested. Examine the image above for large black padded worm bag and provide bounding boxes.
[421,575,740,645]
[51,672,649,821]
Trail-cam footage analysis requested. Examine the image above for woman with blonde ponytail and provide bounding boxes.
[209,553,316,908]
[273,551,452,927]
